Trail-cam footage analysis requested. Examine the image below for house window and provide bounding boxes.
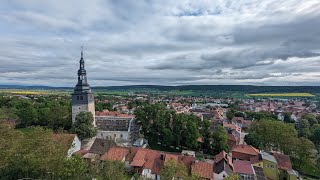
[77,96,79,100]
[80,96,83,100]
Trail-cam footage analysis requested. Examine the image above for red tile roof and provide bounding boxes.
[101,147,129,161]
[197,137,203,143]
[232,117,244,121]
[178,155,196,169]
[232,144,259,155]
[272,153,292,170]
[129,148,163,174]
[215,150,227,163]
[223,123,241,132]
[130,150,147,167]
[250,155,262,164]
[95,110,134,118]
[214,150,233,169]
[165,154,179,164]
[233,160,255,175]
[191,161,213,180]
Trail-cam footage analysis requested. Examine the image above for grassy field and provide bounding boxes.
[96,91,128,96]
[247,93,315,97]
[0,89,71,95]
[170,90,193,95]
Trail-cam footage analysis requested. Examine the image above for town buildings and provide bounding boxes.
[71,51,139,145]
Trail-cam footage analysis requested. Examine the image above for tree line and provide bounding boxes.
[245,119,317,169]
[0,96,72,131]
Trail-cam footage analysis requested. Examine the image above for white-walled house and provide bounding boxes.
[277,113,284,121]
[290,113,298,122]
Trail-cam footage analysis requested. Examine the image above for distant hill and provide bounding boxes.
[1,85,320,95]
[94,85,320,94]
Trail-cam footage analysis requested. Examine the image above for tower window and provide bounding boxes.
[80,96,83,100]
[77,96,79,100]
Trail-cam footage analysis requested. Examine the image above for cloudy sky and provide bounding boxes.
[1,0,320,87]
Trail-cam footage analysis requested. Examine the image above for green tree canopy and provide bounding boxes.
[71,112,97,140]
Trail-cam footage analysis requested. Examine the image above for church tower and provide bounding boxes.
[71,48,96,126]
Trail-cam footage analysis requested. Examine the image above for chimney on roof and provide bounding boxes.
[160,154,165,160]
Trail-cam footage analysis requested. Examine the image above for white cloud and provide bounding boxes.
[0,0,320,86]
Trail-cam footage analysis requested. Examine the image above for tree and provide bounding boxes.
[161,159,189,180]
[302,114,318,126]
[58,155,88,180]
[201,120,212,152]
[91,160,129,180]
[71,112,97,140]
[247,119,297,153]
[226,109,236,120]
[311,125,320,147]
[298,119,311,138]
[283,112,293,123]
[293,137,317,168]
[95,102,113,112]
[134,103,201,150]
[0,125,67,179]
[17,105,38,127]
[0,123,22,169]
[210,125,229,155]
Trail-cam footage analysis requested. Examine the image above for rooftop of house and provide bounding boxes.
[232,144,259,155]
[272,153,292,171]
[260,151,277,164]
[233,160,255,175]
[191,161,213,179]
[223,123,241,131]
[89,138,116,156]
[100,147,129,161]
[250,154,263,164]
[228,134,237,142]
[232,116,244,121]
[95,110,134,118]
[214,151,233,174]
[165,154,179,164]
[178,155,196,169]
[129,148,163,174]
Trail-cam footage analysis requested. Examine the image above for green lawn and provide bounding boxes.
[173,90,193,95]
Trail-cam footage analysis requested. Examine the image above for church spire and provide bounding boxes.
[81,46,83,60]
[74,47,91,93]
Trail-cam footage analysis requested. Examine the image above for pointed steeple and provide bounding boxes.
[74,47,91,93]
[81,46,83,59]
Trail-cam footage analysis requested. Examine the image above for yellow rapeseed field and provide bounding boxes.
[0,90,50,95]
[247,93,315,97]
